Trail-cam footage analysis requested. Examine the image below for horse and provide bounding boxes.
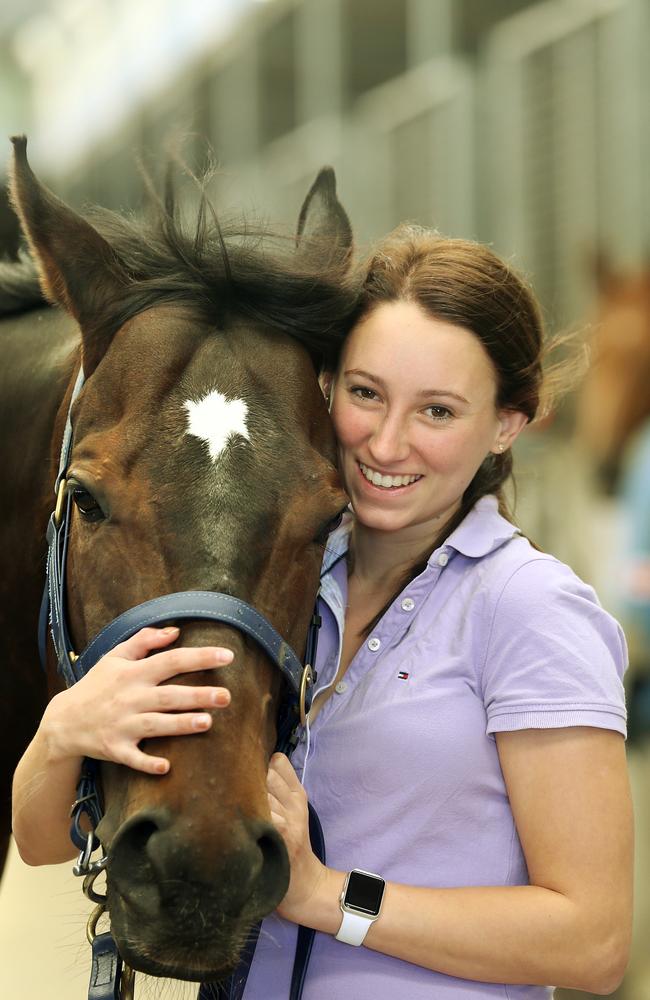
[567,257,650,1000]
[0,136,357,983]
[574,258,650,493]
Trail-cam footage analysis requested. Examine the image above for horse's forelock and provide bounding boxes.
[79,182,359,369]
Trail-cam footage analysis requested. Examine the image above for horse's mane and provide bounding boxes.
[0,255,46,315]
[0,177,360,367]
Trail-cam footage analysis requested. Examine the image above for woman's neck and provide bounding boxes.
[348,518,448,591]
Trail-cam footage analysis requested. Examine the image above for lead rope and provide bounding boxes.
[70,759,135,1000]
[84,861,135,1000]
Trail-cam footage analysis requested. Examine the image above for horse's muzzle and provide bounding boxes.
[105,806,289,978]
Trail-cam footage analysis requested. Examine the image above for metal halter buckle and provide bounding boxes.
[299,664,313,727]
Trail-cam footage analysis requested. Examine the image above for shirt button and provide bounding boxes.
[401,597,415,611]
[335,681,347,694]
[367,637,381,651]
[437,552,449,567]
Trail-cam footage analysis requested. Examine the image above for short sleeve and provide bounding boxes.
[481,556,628,738]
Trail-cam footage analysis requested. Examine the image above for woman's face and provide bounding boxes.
[330,300,526,536]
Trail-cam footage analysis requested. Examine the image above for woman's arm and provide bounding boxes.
[12,626,233,866]
[268,726,633,994]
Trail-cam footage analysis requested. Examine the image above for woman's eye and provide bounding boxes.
[351,385,377,401]
[71,487,105,522]
[426,405,453,422]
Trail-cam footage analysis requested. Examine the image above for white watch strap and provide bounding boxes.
[335,908,374,946]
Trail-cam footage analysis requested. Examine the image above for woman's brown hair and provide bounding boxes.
[338,225,553,628]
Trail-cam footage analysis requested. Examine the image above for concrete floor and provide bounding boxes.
[0,839,197,999]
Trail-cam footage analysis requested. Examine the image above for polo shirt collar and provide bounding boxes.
[321,495,518,577]
[441,495,519,559]
[321,515,353,576]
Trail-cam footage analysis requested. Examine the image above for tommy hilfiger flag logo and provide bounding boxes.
[397,671,409,680]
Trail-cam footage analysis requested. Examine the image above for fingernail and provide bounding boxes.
[155,760,169,774]
[162,626,179,635]
[211,690,230,707]
[215,648,234,663]
[192,713,212,730]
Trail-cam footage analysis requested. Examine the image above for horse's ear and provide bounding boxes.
[296,167,352,271]
[8,135,123,375]
[588,247,619,293]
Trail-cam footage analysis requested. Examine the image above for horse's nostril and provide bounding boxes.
[109,811,169,885]
[240,822,290,917]
[124,818,159,852]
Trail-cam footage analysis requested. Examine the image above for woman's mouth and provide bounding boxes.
[358,461,423,490]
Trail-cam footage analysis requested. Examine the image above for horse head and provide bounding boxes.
[575,254,650,492]
[10,137,355,980]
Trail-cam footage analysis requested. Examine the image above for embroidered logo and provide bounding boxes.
[397,671,409,681]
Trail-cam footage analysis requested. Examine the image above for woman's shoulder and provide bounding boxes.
[463,508,628,736]
[445,496,578,597]
[448,497,625,658]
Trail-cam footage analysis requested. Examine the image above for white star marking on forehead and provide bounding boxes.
[183,390,250,461]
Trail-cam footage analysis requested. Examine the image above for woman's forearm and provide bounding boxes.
[304,870,626,995]
[12,702,83,865]
[366,881,624,993]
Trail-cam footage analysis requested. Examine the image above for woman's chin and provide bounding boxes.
[351,502,411,533]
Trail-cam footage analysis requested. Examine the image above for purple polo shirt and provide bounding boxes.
[243,496,627,999]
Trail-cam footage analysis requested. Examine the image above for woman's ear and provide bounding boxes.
[491,409,528,454]
[319,371,334,407]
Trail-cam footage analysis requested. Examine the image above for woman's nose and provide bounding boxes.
[368,414,410,465]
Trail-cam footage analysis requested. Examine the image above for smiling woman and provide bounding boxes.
[239,225,633,1000]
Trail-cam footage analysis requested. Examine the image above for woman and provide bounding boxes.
[12,227,632,998]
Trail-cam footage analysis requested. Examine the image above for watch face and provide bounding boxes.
[344,870,385,916]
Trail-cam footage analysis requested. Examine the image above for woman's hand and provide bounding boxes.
[42,626,233,774]
[266,753,332,925]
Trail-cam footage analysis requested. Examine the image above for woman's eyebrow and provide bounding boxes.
[344,368,382,382]
[417,388,470,404]
[344,369,469,404]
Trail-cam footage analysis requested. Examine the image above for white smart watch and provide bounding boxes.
[335,868,386,946]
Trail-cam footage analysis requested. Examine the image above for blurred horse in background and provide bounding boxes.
[574,259,650,494]
[571,257,650,1000]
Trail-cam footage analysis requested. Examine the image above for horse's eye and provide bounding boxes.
[314,508,347,546]
[71,487,105,522]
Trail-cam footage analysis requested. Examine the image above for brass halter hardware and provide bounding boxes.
[54,478,67,527]
[299,664,313,727]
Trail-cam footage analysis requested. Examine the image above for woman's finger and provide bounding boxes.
[269,809,286,833]
[146,645,235,682]
[119,745,171,775]
[152,684,231,711]
[267,754,303,801]
[110,626,180,661]
[269,752,296,781]
[129,711,215,741]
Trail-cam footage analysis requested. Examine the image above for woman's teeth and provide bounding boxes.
[359,462,422,489]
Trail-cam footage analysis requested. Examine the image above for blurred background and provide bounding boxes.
[1,1,649,997]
